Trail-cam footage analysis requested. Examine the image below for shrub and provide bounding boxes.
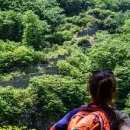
[88,39,130,71]
[0,11,23,42]
[29,75,88,111]
[57,60,83,79]
[0,40,46,71]
[0,86,35,124]
[22,10,50,50]
[124,92,130,115]
[114,66,130,109]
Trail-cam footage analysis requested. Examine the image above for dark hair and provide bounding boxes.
[88,71,116,106]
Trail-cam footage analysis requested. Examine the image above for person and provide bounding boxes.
[50,71,130,130]
[115,110,130,130]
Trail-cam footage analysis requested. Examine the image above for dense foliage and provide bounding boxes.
[1,0,130,129]
[0,75,88,129]
[0,40,45,72]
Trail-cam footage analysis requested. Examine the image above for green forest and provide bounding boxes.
[1,0,130,129]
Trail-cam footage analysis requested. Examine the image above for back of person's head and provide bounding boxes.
[88,71,116,106]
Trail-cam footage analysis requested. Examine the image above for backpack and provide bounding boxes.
[67,110,110,130]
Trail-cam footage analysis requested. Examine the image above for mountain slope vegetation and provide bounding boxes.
[0,0,130,129]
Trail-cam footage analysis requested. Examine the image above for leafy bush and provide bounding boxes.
[114,66,130,109]
[87,8,111,20]
[0,40,45,72]
[56,0,91,16]
[54,30,73,44]
[77,35,90,47]
[122,18,130,33]
[22,10,50,50]
[0,73,89,129]
[124,92,130,115]
[29,75,88,111]
[45,45,68,60]
[0,11,23,42]
[25,75,88,128]
[64,13,100,30]
[1,0,64,27]
[88,37,130,71]
[103,12,126,33]
[0,86,35,124]
[57,60,83,80]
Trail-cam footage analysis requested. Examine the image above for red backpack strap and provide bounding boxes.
[50,125,56,130]
[95,111,110,130]
[92,112,104,130]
